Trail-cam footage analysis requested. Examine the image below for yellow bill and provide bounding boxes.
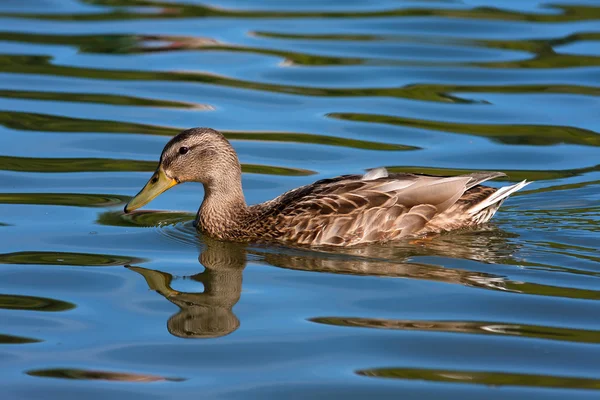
[124,168,178,213]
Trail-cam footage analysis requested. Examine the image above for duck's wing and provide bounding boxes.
[271,170,505,246]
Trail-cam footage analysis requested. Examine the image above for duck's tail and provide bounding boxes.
[468,180,531,220]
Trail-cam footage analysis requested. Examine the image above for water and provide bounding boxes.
[0,0,599,398]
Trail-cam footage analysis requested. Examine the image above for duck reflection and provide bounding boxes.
[127,239,245,339]
[126,227,524,339]
[259,227,520,291]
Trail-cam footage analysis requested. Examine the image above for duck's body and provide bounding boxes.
[125,128,531,247]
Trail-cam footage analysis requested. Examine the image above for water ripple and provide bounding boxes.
[0,0,599,398]
[357,367,600,390]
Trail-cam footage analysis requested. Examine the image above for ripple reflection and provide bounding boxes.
[125,226,532,339]
[311,317,600,344]
[27,368,184,382]
[357,367,600,390]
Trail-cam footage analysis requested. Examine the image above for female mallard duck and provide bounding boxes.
[124,128,530,246]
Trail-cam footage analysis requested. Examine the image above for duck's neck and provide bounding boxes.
[197,170,248,239]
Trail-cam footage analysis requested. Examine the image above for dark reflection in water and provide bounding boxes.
[0,155,316,176]
[97,210,193,229]
[127,228,525,339]
[261,256,506,292]
[0,293,74,312]
[0,192,129,208]
[3,29,597,69]
[127,239,245,339]
[2,2,598,23]
[0,110,412,151]
[328,112,600,146]
[0,88,196,108]
[311,317,600,345]
[0,251,144,266]
[0,333,41,344]
[27,368,184,383]
[262,231,600,300]
[357,367,600,390]
[126,220,600,340]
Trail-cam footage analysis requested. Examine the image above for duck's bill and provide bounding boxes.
[124,168,178,213]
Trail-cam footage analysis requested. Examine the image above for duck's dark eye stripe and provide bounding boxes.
[179,146,189,155]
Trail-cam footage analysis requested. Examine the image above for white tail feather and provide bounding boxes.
[468,180,531,215]
[362,167,388,180]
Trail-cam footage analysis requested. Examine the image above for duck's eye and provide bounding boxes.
[179,146,189,155]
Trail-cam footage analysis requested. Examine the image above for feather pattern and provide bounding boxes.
[237,169,530,246]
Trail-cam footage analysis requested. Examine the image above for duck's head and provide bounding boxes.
[124,127,240,213]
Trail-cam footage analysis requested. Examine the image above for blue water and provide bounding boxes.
[0,0,599,398]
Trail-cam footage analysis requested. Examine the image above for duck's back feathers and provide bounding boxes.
[250,169,528,246]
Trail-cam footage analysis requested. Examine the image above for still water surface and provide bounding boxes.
[0,0,599,398]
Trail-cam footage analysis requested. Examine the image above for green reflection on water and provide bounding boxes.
[0,293,75,312]
[242,164,316,176]
[0,109,175,135]
[252,31,382,41]
[0,89,196,108]
[202,44,362,66]
[96,210,193,228]
[27,368,184,382]
[255,30,600,46]
[522,180,600,196]
[508,281,600,300]
[0,54,372,98]
[0,31,140,53]
[2,2,599,23]
[0,251,144,266]
[311,317,600,344]
[357,367,600,389]
[0,111,411,151]
[479,53,600,69]
[0,333,42,344]
[329,112,600,146]
[411,83,600,101]
[0,156,316,175]
[253,30,600,69]
[1,53,598,104]
[0,193,129,208]
[0,32,363,66]
[226,131,414,150]
[0,156,157,173]
[474,31,600,68]
[476,32,600,68]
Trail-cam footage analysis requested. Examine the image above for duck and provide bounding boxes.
[124,127,531,246]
